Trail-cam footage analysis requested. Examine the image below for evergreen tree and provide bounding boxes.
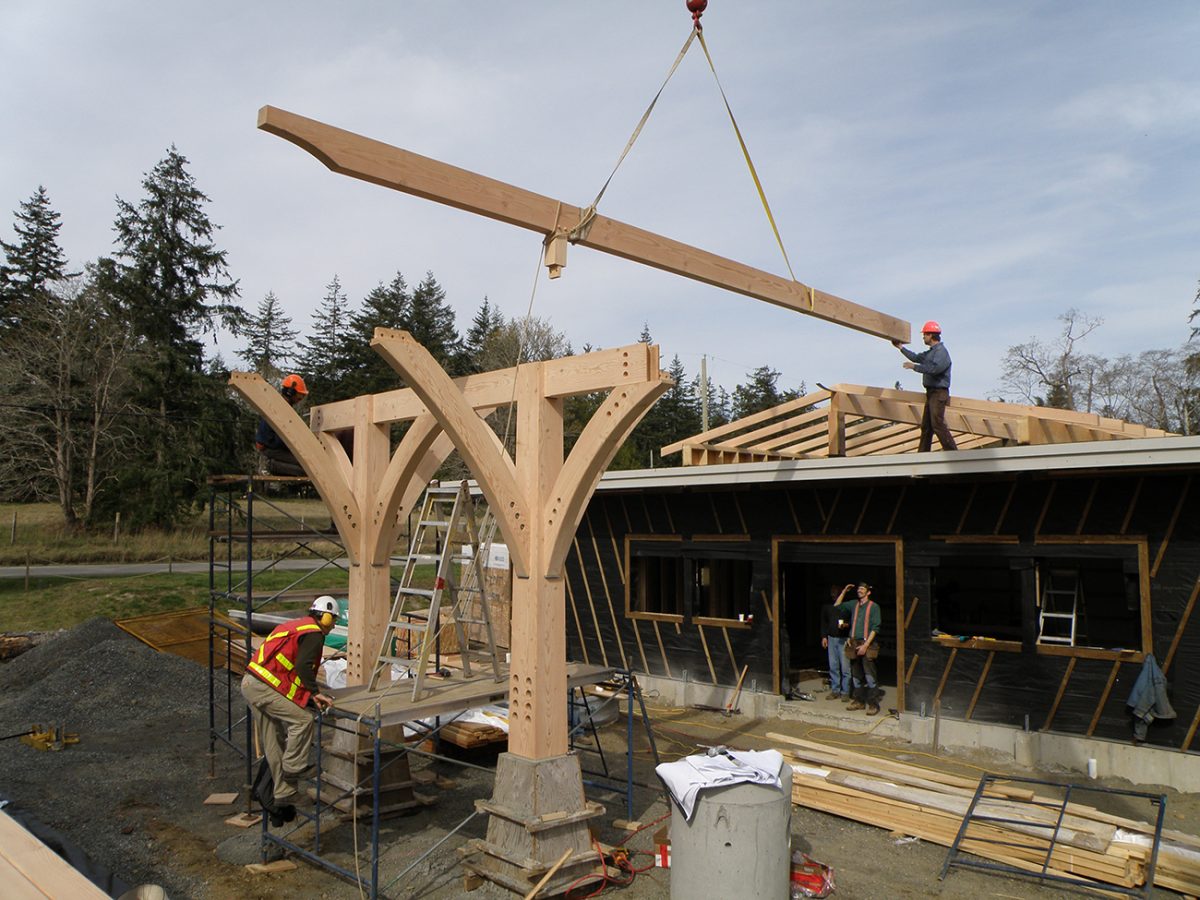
[731,365,799,419]
[627,354,700,468]
[238,291,299,379]
[343,271,411,396]
[463,297,503,372]
[98,146,244,526]
[297,274,354,399]
[407,271,463,374]
[0,185,72,327]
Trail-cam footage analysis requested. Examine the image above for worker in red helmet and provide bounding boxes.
[254,374,308,476]
[892,322,958,452]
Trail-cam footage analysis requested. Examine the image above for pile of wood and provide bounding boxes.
[768,732,1200,896]
[439,720,507,749]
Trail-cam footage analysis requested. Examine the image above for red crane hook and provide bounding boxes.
[686,0,707,30]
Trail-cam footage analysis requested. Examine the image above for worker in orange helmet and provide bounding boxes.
[892,321,958,452]
[254,374,308,475]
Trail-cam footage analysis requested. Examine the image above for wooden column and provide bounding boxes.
[509,364,568,758]
[347,394,392,684]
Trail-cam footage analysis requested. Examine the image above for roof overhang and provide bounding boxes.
[599,434,1200,493]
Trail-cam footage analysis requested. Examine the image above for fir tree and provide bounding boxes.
[463,297,503,372]
[238,291,299,379]
[407,271,463,374]
[0,185,72,327]
[343,271,410,396]
[731,365,799,419]
[297,274,354,399]
[97,146,244,526]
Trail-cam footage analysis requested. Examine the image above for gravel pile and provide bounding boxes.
[0,618,237,897]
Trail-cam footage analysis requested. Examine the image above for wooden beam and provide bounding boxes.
[1162,575,1200,676]
[1042,657,1076,732]
[313,343,659,430]
[258,106,910,343]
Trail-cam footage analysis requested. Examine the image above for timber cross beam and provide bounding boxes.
[257,104,911,343]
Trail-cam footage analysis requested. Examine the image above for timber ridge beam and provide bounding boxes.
[257,104,911,344]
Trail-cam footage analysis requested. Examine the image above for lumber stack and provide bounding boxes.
[766,732,1200,896]
[440,721,507,749]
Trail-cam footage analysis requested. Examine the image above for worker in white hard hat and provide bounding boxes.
[240,596,338,820]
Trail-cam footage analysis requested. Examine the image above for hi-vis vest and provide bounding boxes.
[247,616,323,707]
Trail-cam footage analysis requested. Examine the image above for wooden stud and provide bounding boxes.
[1034,481,1056,537]
[1087,660,1122,736]
[955,484,978,535]
[721,626,738,677]
[994,480,1017,535]
[1076,480,1098,535]
[1151,474,1191,579]
[965,651,994,721]
[584,520,628,671]
[887,484,906,534]
[785,491,802,533]
[707,494,724,535]
[853,486,873,535]
[696,624,718,684]
[904,597,919,632]
[905,654,919,685]
[1042,657,1076,732]
[821,488,842,535]
[933,649,957,706]
[1162,575,1200,676]
[563,577,589,666]
[1121,477,1143,535]
[652,620,671,679]
[1138,540,1153,656]
[1183,703,1200,753]
[572,537,608,669]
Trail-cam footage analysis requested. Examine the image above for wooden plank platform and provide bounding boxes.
[0,809,109,898]
[330,663,613,728]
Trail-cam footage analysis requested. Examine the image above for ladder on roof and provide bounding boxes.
[368,481,503,699]
[1037,568,1081,647]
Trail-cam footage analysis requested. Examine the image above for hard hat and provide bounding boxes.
[310,596,338,617]
[281,374,308,396]
[920,320,942,335]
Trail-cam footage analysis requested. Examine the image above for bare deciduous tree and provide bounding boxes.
[998,308,1103,409]
[0,274,139,527]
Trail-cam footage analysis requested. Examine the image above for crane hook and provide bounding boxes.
[686,0,707,30]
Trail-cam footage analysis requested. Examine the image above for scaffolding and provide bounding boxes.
[206,475,650,898]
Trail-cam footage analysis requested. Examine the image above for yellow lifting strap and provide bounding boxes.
[695,29,800,289]
[571,24,803,304]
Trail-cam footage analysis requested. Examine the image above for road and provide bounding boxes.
[0,558,351,579]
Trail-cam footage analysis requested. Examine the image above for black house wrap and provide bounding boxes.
[561,440,1200,752]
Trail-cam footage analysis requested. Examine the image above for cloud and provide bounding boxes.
[1056,82,1200,132]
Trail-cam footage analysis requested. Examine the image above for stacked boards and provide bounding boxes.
[770,733,1200,896]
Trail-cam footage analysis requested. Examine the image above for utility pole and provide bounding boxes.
[700,354,709,432]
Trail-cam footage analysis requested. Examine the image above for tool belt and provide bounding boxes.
[844,637,879,660]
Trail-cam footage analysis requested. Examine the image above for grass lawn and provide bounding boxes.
[0,564,434,633]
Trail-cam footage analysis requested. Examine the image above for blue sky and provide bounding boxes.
[2,2,1197,402]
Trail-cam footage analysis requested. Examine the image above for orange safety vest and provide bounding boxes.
[247,616,324,707]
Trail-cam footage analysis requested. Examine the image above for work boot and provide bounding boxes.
[846,689,865,711]
[828,692,841,701]
[866,702,880,716]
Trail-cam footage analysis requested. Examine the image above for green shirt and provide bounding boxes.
[848,598,880,641]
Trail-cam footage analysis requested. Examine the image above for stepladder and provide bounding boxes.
[1038,568,1081,646]
[368,481,504,699]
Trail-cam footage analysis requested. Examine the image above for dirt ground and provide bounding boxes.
[1,620,1196,899]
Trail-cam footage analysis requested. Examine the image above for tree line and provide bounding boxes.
[0,149,802,529]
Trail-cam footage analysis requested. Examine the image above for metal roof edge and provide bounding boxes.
[597,435,1200,492]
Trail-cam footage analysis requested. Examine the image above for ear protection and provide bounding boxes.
[317,611,335,628]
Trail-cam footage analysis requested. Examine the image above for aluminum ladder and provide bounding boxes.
[1037,568,1080,646]
[368,481,503,699]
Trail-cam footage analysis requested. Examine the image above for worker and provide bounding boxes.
[255,373,307,475]
[822,583,854,700]
[241,596,338,818]
[845,582,882,716]
[892,322,958,452]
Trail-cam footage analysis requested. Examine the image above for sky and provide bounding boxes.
[2,1,1198,404]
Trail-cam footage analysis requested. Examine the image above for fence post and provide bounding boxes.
[10,510,16,545]
[112,512,121,543]
[24,553,30,593]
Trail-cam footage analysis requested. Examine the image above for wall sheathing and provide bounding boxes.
[563,469,1200,752]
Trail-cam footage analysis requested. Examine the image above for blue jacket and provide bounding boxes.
[900,341,952,391]
[1126,654,1175,725]
[255,418,286,452]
